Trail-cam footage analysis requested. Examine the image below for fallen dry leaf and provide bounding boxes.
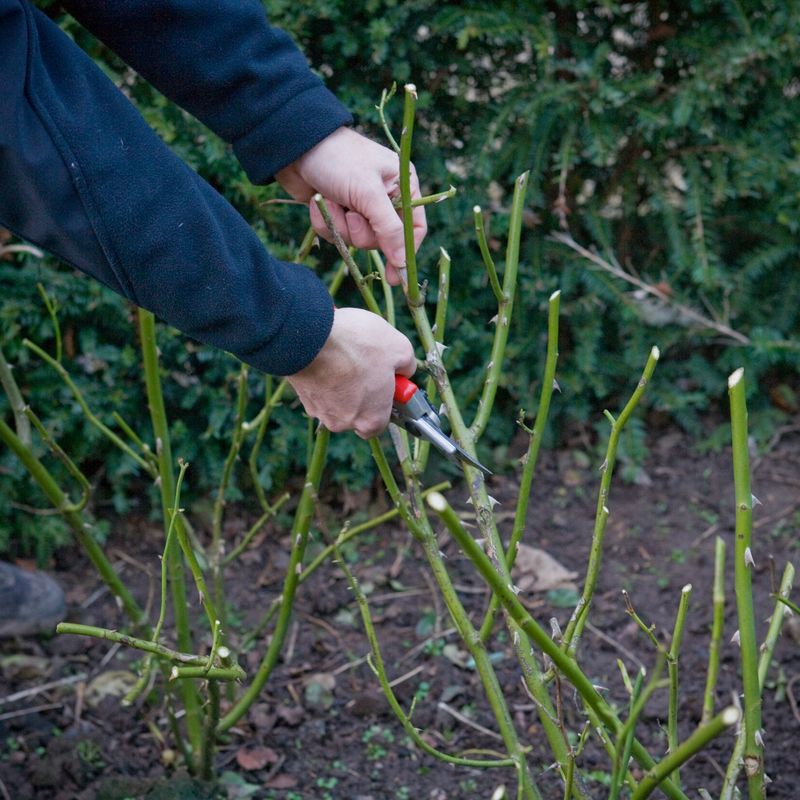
[235,745,279,771]
[265,773,297,790]
[513,545,578,594]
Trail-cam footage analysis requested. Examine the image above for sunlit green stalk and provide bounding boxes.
[632,708,741,800]
[124,460,190,707]
[398,84,420,302]
[426,491,690,800]
[470,171,529,441]
[377,82,400,153]
[610,662,668,800]
[218,427,329,732]
[728,368,763,799]
[721,562,795,799]
[413,248,451,475]
[393,185,457,209]
[480,290,560,641]
[371,443,541,800]
[562,346,660,653]
[668,583,693,789]
[0,346,31,445]
[138,309,202,759]
[473,205,503,304]
[702,537,726,724]
[0,418,145,625]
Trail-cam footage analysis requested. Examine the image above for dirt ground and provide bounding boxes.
[1,425,799,800]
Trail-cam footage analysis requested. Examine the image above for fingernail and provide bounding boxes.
[393,249,407,266]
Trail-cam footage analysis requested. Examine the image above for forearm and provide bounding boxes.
[2,0,333,375]
[62,0,353,182]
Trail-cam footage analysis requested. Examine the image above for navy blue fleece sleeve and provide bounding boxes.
[62,0,353,184]
[0,0,334,375]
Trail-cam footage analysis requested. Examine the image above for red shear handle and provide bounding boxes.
[394,374,418,404]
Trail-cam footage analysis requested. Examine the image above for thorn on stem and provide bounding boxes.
[730,629,741,646]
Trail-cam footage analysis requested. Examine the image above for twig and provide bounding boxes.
[585,622,644,669]
[0,702,63,722]
[550,231,750,345]
[388,664,426,689]
[0,674,87,706]
[787,675,800,725]
[631,707,741,800]
[437,701,505,742]
[563,347,660,652]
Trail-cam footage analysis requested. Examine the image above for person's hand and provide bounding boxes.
[275,127,427,285]
[287,307,416,438]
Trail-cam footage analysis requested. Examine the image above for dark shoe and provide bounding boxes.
[0,561,65,637]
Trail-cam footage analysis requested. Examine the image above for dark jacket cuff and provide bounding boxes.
[233,85,353,185]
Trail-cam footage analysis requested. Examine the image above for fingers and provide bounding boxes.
[344,211,379,250]
[308,197,348,244]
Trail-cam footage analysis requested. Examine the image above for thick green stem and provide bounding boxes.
[426,491,690,800]
[562,346,660,652]
[138,309,203,760]
[55,623,243,680]
[630,707,740,800]
[398,84,420,302]
[0,418,145,625]
[370,442,540,799]
[218,427,329,733]
[470,172,530,441]
[480,290,560,641]
[667,583,692,789]
[610,663,667,800]
[721,561,795,799]
[702,537,726,724]
[728,368,763,799]
[0,346,31,445]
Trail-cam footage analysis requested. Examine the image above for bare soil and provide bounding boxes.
[1,427,799,800]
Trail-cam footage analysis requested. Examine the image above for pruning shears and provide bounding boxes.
[392,375,492,476]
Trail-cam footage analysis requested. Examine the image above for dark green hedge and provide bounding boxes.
[2,1,798,559]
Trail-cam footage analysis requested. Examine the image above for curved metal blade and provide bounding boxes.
[414,418,492,476]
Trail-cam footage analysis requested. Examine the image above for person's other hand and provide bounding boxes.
[287,307,416,438]
[275,127,427,285]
